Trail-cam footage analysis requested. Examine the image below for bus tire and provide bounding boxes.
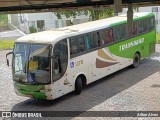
[132,53,140,68]
[74,77,82,95]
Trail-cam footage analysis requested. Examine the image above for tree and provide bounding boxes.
[54,8,114,21]
[87,8,114,21]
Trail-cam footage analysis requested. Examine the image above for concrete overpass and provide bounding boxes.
[0,0,160,35]
[0,0,160,13]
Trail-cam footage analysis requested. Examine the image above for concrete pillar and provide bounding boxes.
[114,0,122,14]
[127,3,133,36]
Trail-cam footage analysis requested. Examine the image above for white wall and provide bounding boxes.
[56,14,90,27]
[10,14,19,27]
[27,12,56,31]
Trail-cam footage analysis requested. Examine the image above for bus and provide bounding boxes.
[6,12,156,100]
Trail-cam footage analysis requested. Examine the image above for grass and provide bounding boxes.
[157,34,160,44]
[0,40,15,49]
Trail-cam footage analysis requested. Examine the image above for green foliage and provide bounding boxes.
[54,8,114,21]
[54,10,85,19]
[87,8,114,21]
[29,26,37,33]
[0,40,15,49]
[0,14,8,26]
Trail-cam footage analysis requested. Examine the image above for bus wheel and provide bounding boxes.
[74,77,82,95]
[132,53,140,68]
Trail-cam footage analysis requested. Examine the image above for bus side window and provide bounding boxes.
[138,19,148,34]
[85,33,99,50]
[78,36,85,52]
[143,19,148,32]
[148,17,155,31]
[85,35,90,50]
[70,38,79,55]
[113,27,121,42]
[119,24,128,40]
[138,20,144,34]
[119,26,123,40]
[90,33,99,49]
[97,32,101,47]
[101,28,114,45]
[70,36,85,57]
[132,21,138,36]
[107,28,114,43]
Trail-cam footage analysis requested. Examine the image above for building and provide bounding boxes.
[8,12,90,34]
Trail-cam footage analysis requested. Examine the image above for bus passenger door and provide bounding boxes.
[52,39,70,97]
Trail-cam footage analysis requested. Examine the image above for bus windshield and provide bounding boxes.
[13,43,51,84]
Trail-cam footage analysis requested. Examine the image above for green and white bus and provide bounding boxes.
[6,12,156,100]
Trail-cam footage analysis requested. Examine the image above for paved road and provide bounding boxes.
[0,46,160,120]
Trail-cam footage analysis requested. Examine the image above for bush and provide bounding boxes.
[29,26,37,33]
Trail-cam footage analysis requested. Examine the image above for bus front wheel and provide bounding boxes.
[132,53,140,68]
[74,77,82,95]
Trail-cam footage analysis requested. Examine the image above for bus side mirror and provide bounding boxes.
[6,51,13,67]
[7,59,9,66]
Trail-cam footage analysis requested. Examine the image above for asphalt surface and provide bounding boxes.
[0,45,160,120]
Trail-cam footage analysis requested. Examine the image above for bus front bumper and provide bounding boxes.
[13,81,52,100]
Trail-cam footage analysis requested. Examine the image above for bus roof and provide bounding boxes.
[17,12,153,44]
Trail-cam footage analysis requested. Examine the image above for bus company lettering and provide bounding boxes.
[119,38,144,51]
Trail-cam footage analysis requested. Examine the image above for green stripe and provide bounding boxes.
[14,82,47,99]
